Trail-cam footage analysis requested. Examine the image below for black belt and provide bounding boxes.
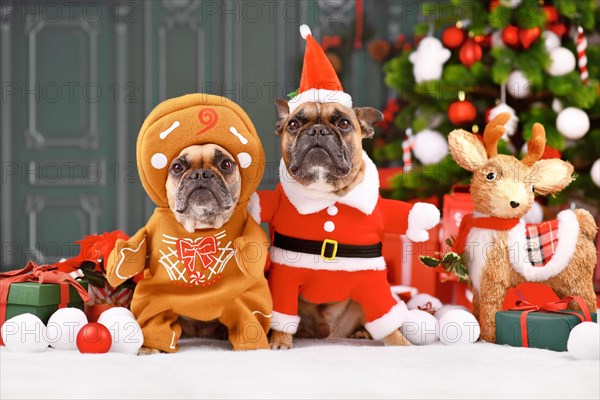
[273,231,382,260]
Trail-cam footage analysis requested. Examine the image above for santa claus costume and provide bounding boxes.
[257,25,440,341]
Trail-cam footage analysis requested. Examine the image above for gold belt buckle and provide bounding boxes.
[321,239,338,260]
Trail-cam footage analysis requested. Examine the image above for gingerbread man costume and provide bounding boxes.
[105,94,272,352]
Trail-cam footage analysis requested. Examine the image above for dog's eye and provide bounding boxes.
[288,120,300,131]
[338,119,351,129]
[486,172,496,181]
[171,163,184,174]
[220,159,233,171]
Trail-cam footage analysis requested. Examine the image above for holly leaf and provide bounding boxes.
[79,261,107,288]
[287,89,298,99]
[419,255,441,268]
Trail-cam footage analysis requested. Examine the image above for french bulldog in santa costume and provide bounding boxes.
[260,25,441,349]
[105,94,272,354]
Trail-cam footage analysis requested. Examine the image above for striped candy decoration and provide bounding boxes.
[576,26,588,84]
[402,128,415,172]
[89,284,133,306]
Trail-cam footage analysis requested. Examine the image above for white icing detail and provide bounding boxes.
[151,153,168,169]
[270,247,386,271]
[323,221,335,232]
[327,205,338,216]
[114,238,146,280]
[237,152,252,168]
[169,330,176,349]
[252,311,273,318]
[229,126,248,144]
[159,120,180,139]
[507,210,578,281]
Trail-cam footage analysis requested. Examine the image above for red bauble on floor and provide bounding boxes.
[76,322,112,354]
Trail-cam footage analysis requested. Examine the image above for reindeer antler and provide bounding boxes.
[522,123,546,166]
[482,112,511,158]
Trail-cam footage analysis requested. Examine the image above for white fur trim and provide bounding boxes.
[465,226,498,292]
[288,89,353,113]
[299,24,311,39]
[364,302,408,340]
[279,151,380,215]
[270,311,301,334]
[406,202,441,242]
[270,246,386,271]
[507,209,578,281]
[247,192,261,224]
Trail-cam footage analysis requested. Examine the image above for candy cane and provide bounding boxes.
[576,26,588,84]
[402,128,415,172]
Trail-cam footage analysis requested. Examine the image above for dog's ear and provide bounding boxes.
[274,99,289,136]
[353,107,383,138]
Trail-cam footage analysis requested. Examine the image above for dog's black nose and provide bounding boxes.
[308,124,330,136]
[189,170,215,180]
[510,201,520,209]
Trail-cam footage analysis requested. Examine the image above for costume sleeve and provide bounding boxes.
[105,226,148,287]
[379,198,440,242]
[257,187,281,224]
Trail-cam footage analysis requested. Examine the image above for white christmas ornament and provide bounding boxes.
[500,0,521,8]
[99,315,143,354]
[542,31,561,51]
[507,70,531,99]
[434,304,470,320]
[551,98,563,113]
[523,201,544,224]
[556,107,590,139]
[409,37,451,83]
[46,308,88,350]
[412,129,449,165]
[406,293,443,312]
[491,31,505,49]
[1,313,49,353]
[590,159,600,188]
[97,307,136,326]
[567,322,599,360]
[546,47,576,76]
[488,103,518,137]
[438,310,480,345]
[400,309,439,345]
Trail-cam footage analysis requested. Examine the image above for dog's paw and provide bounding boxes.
[138,346,162,356]
[270,331,293,350]
[349,328,371,340]
[383,330,412,346]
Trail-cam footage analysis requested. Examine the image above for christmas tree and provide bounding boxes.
[370,0,599,213]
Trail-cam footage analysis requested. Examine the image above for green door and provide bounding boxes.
[1,0,412,271]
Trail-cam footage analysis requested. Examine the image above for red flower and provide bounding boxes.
[55,230,129,274]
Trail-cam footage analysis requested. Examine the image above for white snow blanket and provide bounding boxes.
[1,338,598,399]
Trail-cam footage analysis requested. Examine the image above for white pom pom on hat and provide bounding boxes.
[300,24,312,40]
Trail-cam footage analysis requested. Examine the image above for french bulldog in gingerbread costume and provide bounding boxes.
[105,94,272,353]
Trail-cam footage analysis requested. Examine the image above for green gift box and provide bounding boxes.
[4,281,89,324]
[495,310,597,352]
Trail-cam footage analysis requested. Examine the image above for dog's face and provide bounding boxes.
[166,144,241,232]
[275,100,383,192]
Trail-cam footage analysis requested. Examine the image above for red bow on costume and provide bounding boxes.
[510,296,593,348]
[177,237,218,273]
[0,261,91,345]
[452,214,520,255]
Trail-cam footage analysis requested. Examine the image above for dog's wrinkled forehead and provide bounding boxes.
[293,102,355,123]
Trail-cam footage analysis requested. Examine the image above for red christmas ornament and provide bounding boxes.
[489,0,499,11]
[502,25,520,48]
[77,323,112,354]
[442,26,465,49]
[543,6,558,24]
[459,39,482,67]
[448,100,477,125]
[475,34,492,48]
[519,27,541,49]
[548,23,567,37]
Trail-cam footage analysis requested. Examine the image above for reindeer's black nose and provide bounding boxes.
[510,201,520,209]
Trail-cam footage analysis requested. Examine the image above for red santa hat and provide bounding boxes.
[288,25,353,113]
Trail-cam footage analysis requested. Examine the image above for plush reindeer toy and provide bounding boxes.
[448,113,598,342]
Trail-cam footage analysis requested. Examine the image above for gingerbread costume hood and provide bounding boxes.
[137,93,265,209]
